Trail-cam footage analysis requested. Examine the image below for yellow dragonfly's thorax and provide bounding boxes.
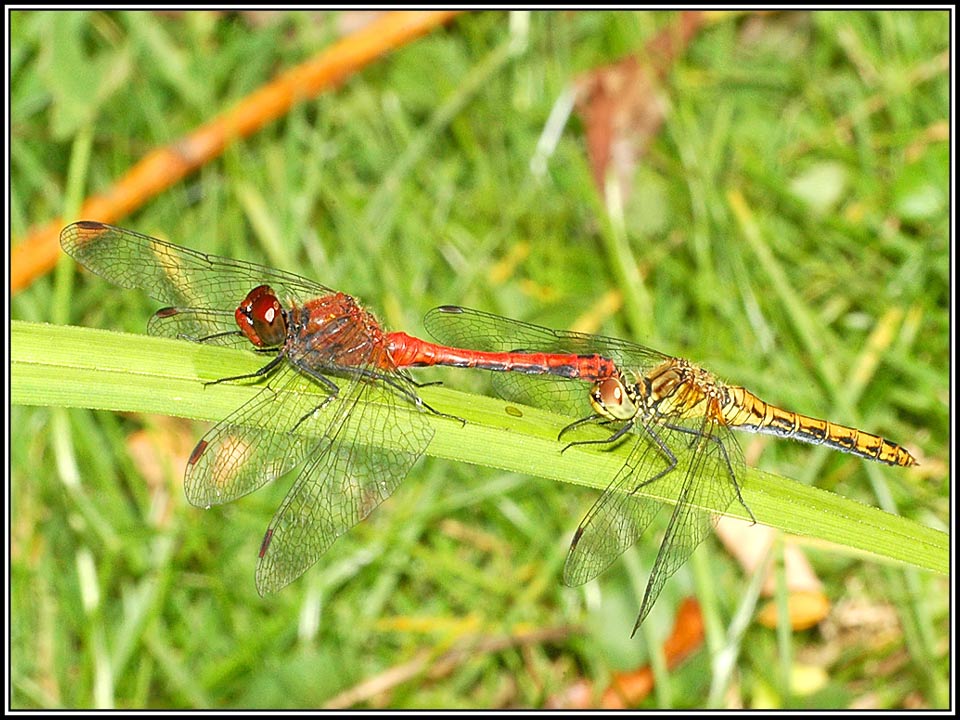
[588,359,732,425]
[632,359,727,422]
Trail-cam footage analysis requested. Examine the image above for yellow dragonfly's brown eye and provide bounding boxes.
[591,377,637,421]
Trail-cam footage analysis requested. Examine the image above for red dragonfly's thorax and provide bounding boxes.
[292,292,390,369]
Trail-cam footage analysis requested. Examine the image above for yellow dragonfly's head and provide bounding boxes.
[589,377,639,421]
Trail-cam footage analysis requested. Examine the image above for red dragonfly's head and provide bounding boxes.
[235,285,287,348]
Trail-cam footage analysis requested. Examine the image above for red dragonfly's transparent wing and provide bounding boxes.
[255,358,433,595]
[61,221,334,307]
[60,221,334,344]
[184,362,337,507]
[147,307,251,348]
[184,331,434,594]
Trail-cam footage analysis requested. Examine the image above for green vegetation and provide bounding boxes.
[11,10,948,709]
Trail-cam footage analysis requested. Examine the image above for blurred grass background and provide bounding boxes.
[10,10,949,709]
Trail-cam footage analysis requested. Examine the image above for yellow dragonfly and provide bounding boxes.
[424,306,916,635]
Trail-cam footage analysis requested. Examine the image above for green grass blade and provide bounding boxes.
[13,319,946,576]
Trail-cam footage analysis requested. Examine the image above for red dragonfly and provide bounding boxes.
[60,221,619,595]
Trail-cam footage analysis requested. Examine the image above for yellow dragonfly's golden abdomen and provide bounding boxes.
[719,386,917,467]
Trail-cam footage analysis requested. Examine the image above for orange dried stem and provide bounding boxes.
[12,10,463,293]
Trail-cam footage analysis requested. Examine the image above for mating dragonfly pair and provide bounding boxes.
[61,221,916,636]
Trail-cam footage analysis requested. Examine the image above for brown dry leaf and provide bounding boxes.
[602,597,705,708]
[756,590,831,631]
[574,11,705,201]
[576,54,665,201]
[715,516,829,629]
